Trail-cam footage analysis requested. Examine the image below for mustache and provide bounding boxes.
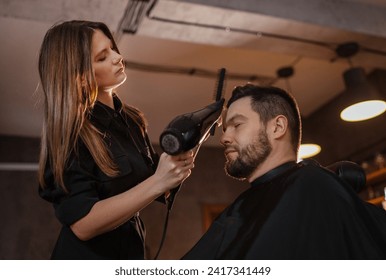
[224,145,239,156]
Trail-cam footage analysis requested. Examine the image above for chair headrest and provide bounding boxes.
[326,161,366,193]
[301,159,366,193]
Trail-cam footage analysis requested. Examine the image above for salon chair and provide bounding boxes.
[302,159,366,193]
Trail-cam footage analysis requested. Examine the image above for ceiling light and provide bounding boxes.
[335,42,386,122]
[298,143,321,159]
[340,67,386,122]
[340,100,386,122]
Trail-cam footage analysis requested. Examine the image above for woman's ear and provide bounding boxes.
[271,115,288,139]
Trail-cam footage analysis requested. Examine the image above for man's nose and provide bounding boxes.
[220,131,231,147]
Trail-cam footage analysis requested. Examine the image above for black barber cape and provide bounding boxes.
[182,162,386,259]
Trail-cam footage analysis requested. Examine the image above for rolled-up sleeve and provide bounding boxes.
[56,163,99,225]
[40,158,100,226]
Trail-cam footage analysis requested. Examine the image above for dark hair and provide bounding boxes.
[227,84,302,153]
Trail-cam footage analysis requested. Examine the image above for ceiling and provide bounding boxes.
[1,0,386,152]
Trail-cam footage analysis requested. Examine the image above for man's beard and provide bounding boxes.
[224,129,272,181]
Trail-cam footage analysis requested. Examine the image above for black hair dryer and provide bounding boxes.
[160,98,225,155]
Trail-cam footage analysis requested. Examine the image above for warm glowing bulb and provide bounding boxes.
[298,144,321,160]
[340,100,386,122]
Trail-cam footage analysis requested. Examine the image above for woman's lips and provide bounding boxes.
[115,67,124,74]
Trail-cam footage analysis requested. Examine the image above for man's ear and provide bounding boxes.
[270,115,288,139]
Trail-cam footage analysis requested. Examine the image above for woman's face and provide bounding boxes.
[91,29,126,93]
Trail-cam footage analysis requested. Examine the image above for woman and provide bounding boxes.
[38,20,194,259]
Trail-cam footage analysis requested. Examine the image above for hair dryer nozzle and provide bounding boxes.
[160,98,225,155]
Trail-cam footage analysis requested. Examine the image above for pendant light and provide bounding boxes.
[298,143,321,160]
[336,42,386,122]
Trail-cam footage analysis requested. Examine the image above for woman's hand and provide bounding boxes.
[152,150,195,193]
[70,150,195,241]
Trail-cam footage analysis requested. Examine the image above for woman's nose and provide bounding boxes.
[113,53,123,64]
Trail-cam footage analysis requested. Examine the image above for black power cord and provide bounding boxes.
[153,205,171,259]
[153,182,182,259]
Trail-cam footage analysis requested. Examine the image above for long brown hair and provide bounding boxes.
[38,20,145,190]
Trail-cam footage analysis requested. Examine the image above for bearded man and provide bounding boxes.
[182,84,386,259]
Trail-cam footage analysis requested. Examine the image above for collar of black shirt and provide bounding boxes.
[250,161,298,187]
[90,94,124,128]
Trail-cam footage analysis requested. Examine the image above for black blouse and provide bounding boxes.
[39,96,159,259]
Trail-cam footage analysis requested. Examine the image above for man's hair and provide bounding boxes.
[227,84,302,153]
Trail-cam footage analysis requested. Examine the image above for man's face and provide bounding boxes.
[221,97,272,180]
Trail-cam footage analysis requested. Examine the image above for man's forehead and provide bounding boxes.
[226,97,254,119]
[228,96,252,108]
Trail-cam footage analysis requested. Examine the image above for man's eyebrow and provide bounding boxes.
[223,114,247,130]
[226,114,247,124]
